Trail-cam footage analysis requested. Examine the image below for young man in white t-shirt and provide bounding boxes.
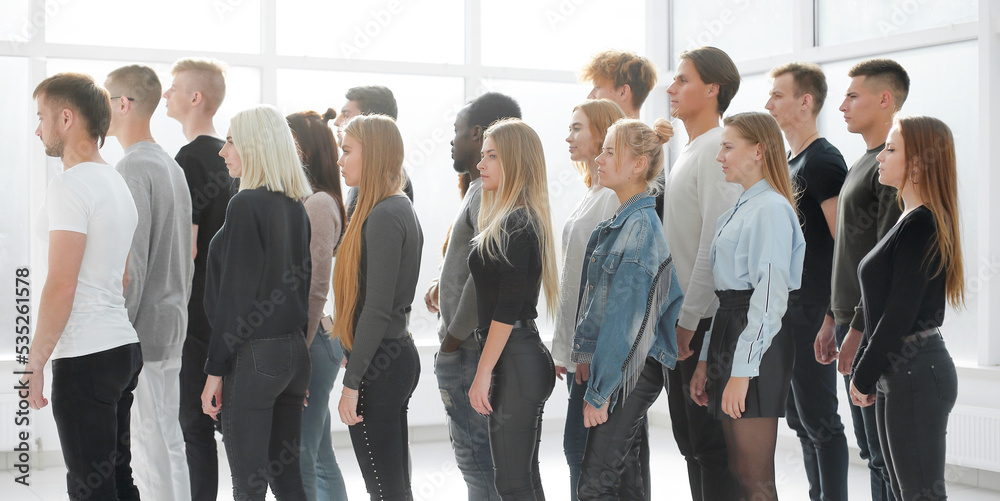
[106,64,194,501]
[25,72,143,501]
[662,46,742,501]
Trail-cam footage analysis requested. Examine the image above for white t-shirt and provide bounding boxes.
[662,127,742,331]
[35,162,140,359]
[551,186,619,371]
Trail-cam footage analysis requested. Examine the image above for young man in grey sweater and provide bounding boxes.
[425,92,521,501]
[106,65,194,501]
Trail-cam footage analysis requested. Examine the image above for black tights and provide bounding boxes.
[721,417,778,501]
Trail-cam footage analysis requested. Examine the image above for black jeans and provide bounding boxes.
[835,324,893,501]
[222,332,311,501]
[578,357,664,500]
[876,333,957,501]
[784,301,849,501]
[564,374,648,501]
[666,318,739,501]
[480,324,555,500]
[349,335,420,501]
[179,329,219,501]
[52,342,143,501]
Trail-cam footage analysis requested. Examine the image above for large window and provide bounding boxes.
[817,0,979,46]
[2,1,994,363]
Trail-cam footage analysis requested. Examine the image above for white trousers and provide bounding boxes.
[130,356,192,501]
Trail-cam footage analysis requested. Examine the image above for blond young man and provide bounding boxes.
[163,57,231,501]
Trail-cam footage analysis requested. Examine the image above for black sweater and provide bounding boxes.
[203,188,311,376]
[851,206,946,394]
[469,210,542,330]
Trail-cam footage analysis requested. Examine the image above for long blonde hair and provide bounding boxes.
[723,112,797,209]
[332,115,405,350]
[230,105,312,200]
[896,115,965,308]
[572,99,627,187]
[473,118,559,316]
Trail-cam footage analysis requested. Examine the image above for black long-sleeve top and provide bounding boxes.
[342,195,423,390]
[203,187,311,376]
[851,206,946,394]
[468,209,542,330]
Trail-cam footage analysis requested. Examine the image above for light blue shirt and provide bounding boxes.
[701,179,805,377]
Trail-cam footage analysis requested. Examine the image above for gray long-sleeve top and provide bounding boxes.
[116,141,194,362]
[342,195,423,389]
[436,179,481,346]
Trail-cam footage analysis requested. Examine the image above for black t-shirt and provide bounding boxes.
[852,206,945,393]
[788,138,848,306]
[175,135,236,341]
[468,209,542,331]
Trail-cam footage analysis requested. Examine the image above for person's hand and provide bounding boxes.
[814,320,839,365]
[721,376,749,419]
[201,375,223,420]
[338,387,363,425]
[583,401,610,428]
[676,326,696,361]
[849,379,875,408]
[838,328,863,375]
[469,370,493,416]
[424,280,440,313]
[23,364,48,410]
[690,361,709,407]
[555,366,567,380]
[575,363,590,385]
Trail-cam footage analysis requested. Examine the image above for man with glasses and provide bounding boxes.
[106,64,193,501]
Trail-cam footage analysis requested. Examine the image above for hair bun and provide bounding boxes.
[322,108,337,123]
[653,118,674,144]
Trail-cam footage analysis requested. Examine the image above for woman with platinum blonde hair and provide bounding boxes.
[468,118,559,500]
[333,114,423,501]
[201,104,313,500]
[571,118,685,499]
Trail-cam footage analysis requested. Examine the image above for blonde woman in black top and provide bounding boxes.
[468,118,559,500]
[201,104,313,500]
[849,116,963,501]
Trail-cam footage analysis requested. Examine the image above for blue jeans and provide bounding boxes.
[836,324,893,501]
[784,302,848,501]
[52,343,143,501]
[435,343,500,501]
[222,332,311,501]
[301,330,349,501]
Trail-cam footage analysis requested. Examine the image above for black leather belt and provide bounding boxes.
[901,328,941,344]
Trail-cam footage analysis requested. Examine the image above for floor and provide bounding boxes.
[4,425,998,500]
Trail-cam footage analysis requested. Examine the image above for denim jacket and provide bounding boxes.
[571,193,684,409]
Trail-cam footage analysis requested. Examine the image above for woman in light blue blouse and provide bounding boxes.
[689,111,805,501]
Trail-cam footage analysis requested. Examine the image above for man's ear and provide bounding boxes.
[470,124,483,142]
[60,107,74,132]
[191,90,203,107]
[801,93,814,113]
[619,83,632,101]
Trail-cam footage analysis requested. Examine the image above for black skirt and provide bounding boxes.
[706,289,794,420]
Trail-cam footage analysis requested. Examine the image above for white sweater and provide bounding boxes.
[662,127,742,331]
[551,186,619,371]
